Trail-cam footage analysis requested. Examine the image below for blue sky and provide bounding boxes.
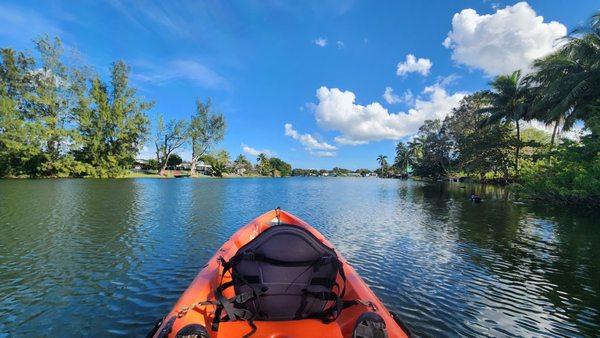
[1,1,598,169]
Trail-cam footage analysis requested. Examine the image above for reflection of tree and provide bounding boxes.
[411,182,600,335]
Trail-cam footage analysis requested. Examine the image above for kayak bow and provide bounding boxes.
[150,209,410,338]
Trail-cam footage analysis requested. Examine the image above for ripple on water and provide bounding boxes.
[0,178,599,337]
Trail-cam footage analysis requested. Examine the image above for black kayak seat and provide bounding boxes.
[228,224,340,321]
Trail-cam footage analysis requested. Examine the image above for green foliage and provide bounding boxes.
[0,36,150,178]
[202,150,231,177]
[233,154,253,174]
[269,157,292,177]
[188,98,226,174]
[403,10,600,207]
[76,61,151,177]
[409,120,452,179]
[376,154,388,177]
[167,153,183,167]
[516,142,600,207]
[208,159,226,177]
[445,92,514,180]
[291,168,320,176]
[393,143,409,174]
[256,153,271,176]
[478,70,531,175]
[153,116,187,173]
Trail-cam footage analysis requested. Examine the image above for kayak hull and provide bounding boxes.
[152,210,409,338]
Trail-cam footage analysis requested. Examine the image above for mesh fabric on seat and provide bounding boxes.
[231,224,340,321]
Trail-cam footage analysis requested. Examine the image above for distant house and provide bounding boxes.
[177,162,192,170]
[133,159,152,171]
[235,167,247,176]
[196,161,212,175]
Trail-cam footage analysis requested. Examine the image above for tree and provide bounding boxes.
[256,153,271,176]
[394,142,410,175]
[526,12,600,146]
[76,60,151,177]
[376,154,388,177]
[478,70,531,176]
[445,92,513,181]
[188,98,226,176]
[202,150,230,177]
[167,153,183,167]
[0,48,41,177]
[154,116,187,175]
[233,154,253,175]
[269,157,292,177]
[410,120,452,179]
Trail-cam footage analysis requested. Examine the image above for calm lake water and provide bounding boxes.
[0,178,599,337]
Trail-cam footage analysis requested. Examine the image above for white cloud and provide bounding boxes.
[443,2,567,76]
[284,123,337,157]
[383,87,401,104]
[241,144,274,157]
[315,151,336,158]
[396,54,432,76]
[336,41,345,48]
[313,37,327,47]
[383,87,414,105]
[133,59,227,89]
[314,85,465,144]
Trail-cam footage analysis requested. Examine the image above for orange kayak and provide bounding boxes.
[149,209,411,338]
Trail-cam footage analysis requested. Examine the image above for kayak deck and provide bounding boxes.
[151,209,410,338]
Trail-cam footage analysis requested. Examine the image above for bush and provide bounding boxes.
[515,142,600,208]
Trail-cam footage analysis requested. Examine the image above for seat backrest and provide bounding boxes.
[231,224,340,321]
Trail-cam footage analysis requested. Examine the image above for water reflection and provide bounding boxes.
[0,178,598,337]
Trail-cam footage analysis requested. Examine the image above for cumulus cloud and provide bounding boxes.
[313,37,327,47]
[383,87,414,105]
[241,144,273,157]
[314,85,465,144]
[443,2,567,75]
[383,87,401,104]
[396,54,432,76]
[284,123,337,156]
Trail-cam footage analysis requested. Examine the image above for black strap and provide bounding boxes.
[231,251,334,267]
[214,254,350,329]
[212,256,268,332]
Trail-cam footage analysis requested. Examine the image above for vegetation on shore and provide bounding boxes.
[0,36,151,178]
[386,12,599,207]
[0,35,293,179]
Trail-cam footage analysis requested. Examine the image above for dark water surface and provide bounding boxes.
[0,178,599,337]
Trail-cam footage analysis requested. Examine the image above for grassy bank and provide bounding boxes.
[119,171,272,179]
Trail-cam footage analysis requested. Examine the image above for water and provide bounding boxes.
[0,178,598,337]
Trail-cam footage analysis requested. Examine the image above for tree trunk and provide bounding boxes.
[550,119,560,148]
[515,119,520,177]
[190,157,197,176]
[160,154,170,176]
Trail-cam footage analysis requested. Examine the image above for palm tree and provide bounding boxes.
[478,70,531,175]
[256,153,270,176]
[376,154,388,177]
[256,153,267,164]
[234,154,250,175]
[526,12,600,146]
[394,142,409,174]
